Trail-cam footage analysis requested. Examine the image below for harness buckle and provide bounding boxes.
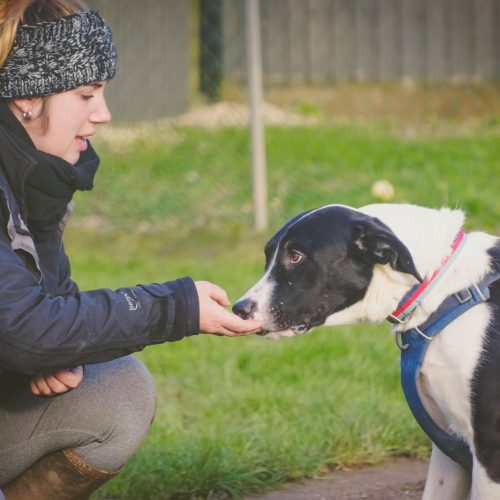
[454,288,472,304]
[395,331,409,350]
[415,326,433,341]
[473,284,488,302]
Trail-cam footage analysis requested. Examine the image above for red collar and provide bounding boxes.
[388,230,467,324]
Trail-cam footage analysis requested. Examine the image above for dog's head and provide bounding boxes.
[233,205,421,338]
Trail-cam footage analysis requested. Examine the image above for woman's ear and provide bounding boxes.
[10,97,40,121]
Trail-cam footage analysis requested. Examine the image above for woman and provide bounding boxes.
[0,1,262,498]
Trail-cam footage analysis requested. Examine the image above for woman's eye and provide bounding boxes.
[82,95,94,100]
[288,252,304,265]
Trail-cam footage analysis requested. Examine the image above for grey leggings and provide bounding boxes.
[0,355,156,486]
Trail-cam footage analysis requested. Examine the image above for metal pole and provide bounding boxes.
[245,0,268,231]
[200,0,223,102]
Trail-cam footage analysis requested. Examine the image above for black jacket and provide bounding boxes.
[0,116,199,375]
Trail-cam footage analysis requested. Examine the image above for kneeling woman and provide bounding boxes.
[0,1,261,498]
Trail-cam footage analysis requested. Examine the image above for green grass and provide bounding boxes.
[78,124,500,235]
[63,105,499,498]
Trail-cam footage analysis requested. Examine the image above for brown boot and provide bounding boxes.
[2,448,119,499]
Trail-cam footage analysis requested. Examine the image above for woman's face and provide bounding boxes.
[19,82,111,164]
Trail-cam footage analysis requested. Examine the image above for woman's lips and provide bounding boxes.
[76,136,88,152]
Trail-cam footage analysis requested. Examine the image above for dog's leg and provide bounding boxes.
[422,444,470,500]
[470,458,500,500]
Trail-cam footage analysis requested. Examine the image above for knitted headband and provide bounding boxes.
[0,10,117,98]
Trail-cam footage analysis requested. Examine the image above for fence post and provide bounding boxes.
[200,0,223,101]
[245,0,268,231]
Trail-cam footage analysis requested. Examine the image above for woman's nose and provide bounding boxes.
[91,100,112,124]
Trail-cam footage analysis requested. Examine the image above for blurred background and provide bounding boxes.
[83,0,499,234]
[77,1,499,498]
[90,0,499,120]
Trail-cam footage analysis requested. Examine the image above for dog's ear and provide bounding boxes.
[352,218,422,281]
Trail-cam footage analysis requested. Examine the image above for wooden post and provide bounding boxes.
[245,0,268,231]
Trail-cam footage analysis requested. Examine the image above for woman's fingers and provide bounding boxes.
[195,280,263,336]
[29,366,84,396]
[30,375,64,396]
[217,309,262,335]
[198,281,231,307]
[52,366,84,388]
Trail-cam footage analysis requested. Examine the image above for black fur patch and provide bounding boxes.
[472,241,500,481]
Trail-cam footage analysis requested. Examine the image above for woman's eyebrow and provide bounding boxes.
[83,83,104,89]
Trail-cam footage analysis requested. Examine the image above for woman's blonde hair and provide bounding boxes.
[0,0,87,67]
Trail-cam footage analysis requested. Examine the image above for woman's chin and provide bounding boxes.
[65,151,81,165]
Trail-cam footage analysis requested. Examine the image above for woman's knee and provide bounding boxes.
[102,355,156,420]
[74,356,157,471]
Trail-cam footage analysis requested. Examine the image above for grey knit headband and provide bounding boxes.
[0,10,117,98]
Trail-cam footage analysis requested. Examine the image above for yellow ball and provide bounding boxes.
[371,180,395,201]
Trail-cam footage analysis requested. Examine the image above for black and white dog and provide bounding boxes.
[233,203,500,500]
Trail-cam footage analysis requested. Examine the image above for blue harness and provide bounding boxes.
[396,270,500,472]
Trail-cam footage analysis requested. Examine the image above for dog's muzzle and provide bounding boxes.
[233,297,278,337]
[233,298,313,337]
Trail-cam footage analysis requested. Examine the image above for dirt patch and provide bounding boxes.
[247,458,427,500]
[222,82,500,137]
[173,102,318,128]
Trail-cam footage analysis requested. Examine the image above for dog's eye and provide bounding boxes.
[288,251,304,265]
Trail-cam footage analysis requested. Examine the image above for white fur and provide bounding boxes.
[472,458,500,500]
[423,445,470,500]
[238,269,274,325]
[421,306,490,444]
[236,242,297,338]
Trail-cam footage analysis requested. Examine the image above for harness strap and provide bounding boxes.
[400,270,500,472]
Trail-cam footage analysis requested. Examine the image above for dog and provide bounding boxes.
[233,203,500,500]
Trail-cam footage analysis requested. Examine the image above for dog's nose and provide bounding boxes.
[232,298,257,320]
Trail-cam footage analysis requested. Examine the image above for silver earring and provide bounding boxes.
[22,109,32,121]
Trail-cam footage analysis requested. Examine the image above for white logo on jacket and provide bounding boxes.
[123,290,141,311]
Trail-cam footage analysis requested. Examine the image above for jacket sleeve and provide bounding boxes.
[55,242,80,297]
[0,231,200,375]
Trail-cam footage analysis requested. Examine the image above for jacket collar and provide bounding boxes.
[0,100,37,219]
[0,99,100,242]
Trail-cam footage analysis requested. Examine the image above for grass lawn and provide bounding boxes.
[65,84,499,499]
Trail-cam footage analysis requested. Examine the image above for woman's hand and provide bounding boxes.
[195,281,263,336]
[30,366,84,396]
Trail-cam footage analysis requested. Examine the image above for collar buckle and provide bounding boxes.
[387,312,411,325]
